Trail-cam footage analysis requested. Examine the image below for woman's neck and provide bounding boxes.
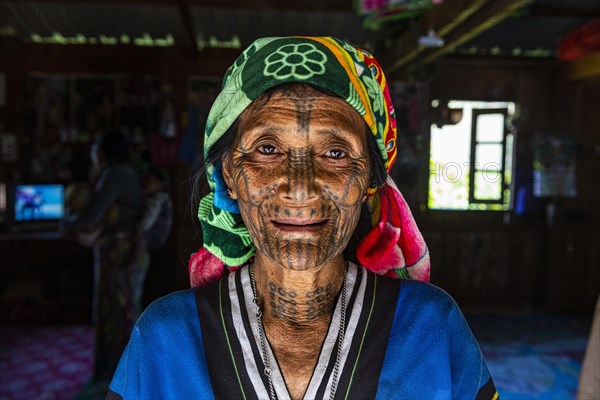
[251,253,347,400]
[253,253,346,328]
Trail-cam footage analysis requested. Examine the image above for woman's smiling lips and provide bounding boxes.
[270,218,330,232]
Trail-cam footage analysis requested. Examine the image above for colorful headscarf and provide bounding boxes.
[189,36,429,286]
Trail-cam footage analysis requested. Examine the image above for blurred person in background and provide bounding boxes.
[140,166,173,252]
[62,130,148,396]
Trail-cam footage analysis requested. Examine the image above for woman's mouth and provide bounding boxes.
[271,219,330,232]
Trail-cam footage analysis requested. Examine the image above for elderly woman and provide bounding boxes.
[107,37,497,400]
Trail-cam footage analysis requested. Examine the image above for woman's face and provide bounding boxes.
[222,88,371,271]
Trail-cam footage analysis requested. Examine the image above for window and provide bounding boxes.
[428,100,516,210]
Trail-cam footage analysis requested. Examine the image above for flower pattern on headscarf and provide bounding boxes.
[264,43,328,80]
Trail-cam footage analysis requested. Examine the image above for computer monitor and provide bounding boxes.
[13,184,65,222]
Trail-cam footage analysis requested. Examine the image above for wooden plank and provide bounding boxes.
[176,0,200,55]
[30,0,354,11]
[529,5,600,18]
[189,0,353,11]
[422,0,532,64]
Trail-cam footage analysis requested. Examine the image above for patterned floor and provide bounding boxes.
[470,314,590,400]
[0,315,591,400]
[0,326,93,400]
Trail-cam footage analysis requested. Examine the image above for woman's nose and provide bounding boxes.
[280,147,319,203]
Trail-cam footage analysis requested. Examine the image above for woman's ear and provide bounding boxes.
[220,155,238,200]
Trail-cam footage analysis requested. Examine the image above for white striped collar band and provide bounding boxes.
[227,262,367,399]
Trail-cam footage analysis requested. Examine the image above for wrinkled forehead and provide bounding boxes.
[237,84,367,138]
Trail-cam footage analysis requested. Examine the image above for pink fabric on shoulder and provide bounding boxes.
[356,180,430,282]
[189,248,243,287]
[188,248,226,287]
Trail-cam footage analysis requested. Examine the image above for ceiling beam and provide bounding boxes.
[421,0,532,64]
[189,0,353,11]
[386,0,491,72]
[529,6,600,18]
[176,0,200,55]
[31,0,354,12]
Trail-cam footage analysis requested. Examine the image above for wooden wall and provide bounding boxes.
[544,75,600,312]
[422,58,600,313]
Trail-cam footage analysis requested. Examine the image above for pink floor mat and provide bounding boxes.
[0,326,94,400]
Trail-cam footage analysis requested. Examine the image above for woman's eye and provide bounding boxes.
[258,144,279,155]
[326,149,345,159]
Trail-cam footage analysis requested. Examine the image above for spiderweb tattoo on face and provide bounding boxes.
[227,89,370,271]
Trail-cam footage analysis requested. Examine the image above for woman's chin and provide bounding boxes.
[258,244,342,271]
